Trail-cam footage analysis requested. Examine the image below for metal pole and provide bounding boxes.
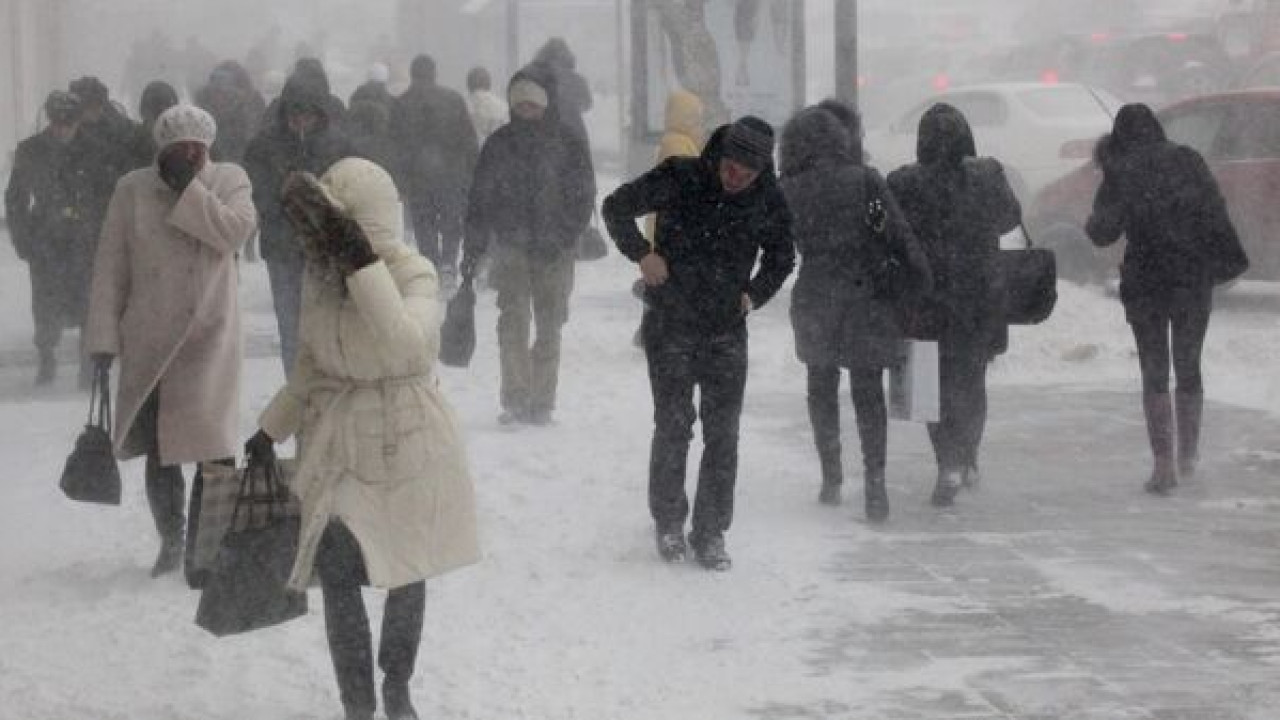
[834,0,857,107]
[506,0,519,77]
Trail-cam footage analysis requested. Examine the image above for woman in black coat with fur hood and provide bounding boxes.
[1086,103,1247,495]
[779,104,931,521]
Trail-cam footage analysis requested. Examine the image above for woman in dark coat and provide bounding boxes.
[887,103,1021,507]
[779,105,930,521]
[1086,103,1247,495]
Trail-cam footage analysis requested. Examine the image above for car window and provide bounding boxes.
[1220,102,1280,160]
[945,92,1008,127]
[1017,85,1110,119]
[1161,105,1228,157]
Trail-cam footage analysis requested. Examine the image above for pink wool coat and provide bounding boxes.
[86,162,257,465]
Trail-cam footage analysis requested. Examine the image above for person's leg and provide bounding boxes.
[492,246,534,421]
[410,199,441,268]
[438,187,466,278]
[929,342,964,506]
[952,349,990,489]
[850,367,889,521]
[646,325,698,557]
[265,258,304,375]
[379,582,426,720]
[690,327,748,569]
[527,252,575,422]
[1130,308,1176,494]
[137,392,186,576]
[1171,287,1212,478]
[317,522,376,719]
[29,261,60,385]
[805,364,843,504]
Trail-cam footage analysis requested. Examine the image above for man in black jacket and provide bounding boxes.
[393,54,479,285]
[243,67,353,375]
[603,116,795,571]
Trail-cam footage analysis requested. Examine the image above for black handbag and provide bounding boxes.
[59,365,121,505]
[439,275,477,368]
[195,458,306,637]
[863,192,911,302]
[999,225,1058,326]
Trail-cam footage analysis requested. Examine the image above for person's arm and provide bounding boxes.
[1085,171,1126,247]
[4,144,33,260]
[602,159,685,262]
[872,169,933,294]
[84,180,132,358]
[559,134,597,245]
[982,158,1022,236]
[461,139,498,277]
[258,342,319,442]
[167,165,258,255]
[745,189,796,309]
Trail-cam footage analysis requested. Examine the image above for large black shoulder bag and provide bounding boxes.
[439,275,477,368]
[59,365,122,505]
[999,224,1057,325]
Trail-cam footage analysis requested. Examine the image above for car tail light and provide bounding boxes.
[1041,69,1060,84]
[933,73,951,91]
[1167,32,1189,42]
[1090,32,1110,43]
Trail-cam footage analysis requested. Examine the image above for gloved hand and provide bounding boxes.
[157,143,205,194]
[244,429,276,467]
[91,353,115,372]
[281,171,376,274]
[323,213,377,275]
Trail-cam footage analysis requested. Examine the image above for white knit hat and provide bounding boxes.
[508,79,549,110]
[152,104,218,149]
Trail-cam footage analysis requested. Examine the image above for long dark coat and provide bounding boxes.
[780,108,927,369]
[887,104,1021,358]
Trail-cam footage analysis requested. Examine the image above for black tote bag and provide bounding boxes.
[439,276,477,368]
[59,365,121,505]
[999,225,1058,326]
[195,459,306,637]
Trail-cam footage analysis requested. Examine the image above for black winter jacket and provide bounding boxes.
[603,126,796,336]
[391,79,479,198]
[1086,138,1246,313]
[5,131,103,262]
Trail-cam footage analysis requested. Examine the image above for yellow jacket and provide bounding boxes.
[646,90,705,243]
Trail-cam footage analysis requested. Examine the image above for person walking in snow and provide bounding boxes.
[128,81,179,169]
[603,116,795,571]
[779,103,931,521]
[85,105,257,577]
[245,158,479,720]
[1086,103,1247,495]
[461,66,596,426]
[465,66,507,147]
[887,103,1021,508]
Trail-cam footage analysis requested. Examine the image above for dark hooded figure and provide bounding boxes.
[391,54,479,281]
[461,65,595,427]
[603,116,795,571]
[196,61,267,164]
[1086,103,1247,496]
[779,104,931,521]
[887,103,1021,508]
[532,37,593,146]
[261,57,347,131]
[128,81,180,169]
[68,76,137,257]
[347,100,398,178]
[243,65,354,374]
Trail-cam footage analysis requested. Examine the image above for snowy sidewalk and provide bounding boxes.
[1,253,1279,719]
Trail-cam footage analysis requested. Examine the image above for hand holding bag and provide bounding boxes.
[999,224,1058,326]
[863,192,912,302]
[59,365,121,505]
[195,458,306,637]
[439,275,477,368]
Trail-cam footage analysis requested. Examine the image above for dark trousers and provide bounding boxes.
[409,189,464,273]
[1129,290,1212,396]
[265,257,304,376]
[645,321,748,546]
[806,365,888,484]
[927,342,989,473]
[28,253,88,352]
[317,522,426,717]
[136,392,186,541]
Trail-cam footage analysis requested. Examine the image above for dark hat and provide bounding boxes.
[69,76,109,103]
[722,116,775,170]
[44,91,82,123]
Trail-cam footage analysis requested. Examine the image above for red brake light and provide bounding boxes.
[933,74,951,91]
[1090,32,1110,43]
[1041,69,1061,84]
[1167,32,1188,42]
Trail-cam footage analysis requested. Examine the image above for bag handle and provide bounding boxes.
[88,365,112,434]
[231,455,289,528]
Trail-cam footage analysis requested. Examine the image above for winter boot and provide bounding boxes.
[808,379,844,506]
[692,535,731,572]
[382,682,419,720]
[145,457,186,577]
[961,462,981,490]
[864,473,889,523]
[817,445,843,506]
[1142,392,1178,495]
[1176,389,1203,479]
[35,348,55,386]
[930,469,962,508]
[655,525,688,563]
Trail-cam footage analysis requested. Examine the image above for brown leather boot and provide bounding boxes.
[1142,392,1177,495]
[1176,389,1203,478]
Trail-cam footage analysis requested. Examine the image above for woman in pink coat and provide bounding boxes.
[85,105,257,577]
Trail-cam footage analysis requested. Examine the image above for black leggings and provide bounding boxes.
[806,365,888,475]
[927,344,989,473]
[1129,293,1212,395]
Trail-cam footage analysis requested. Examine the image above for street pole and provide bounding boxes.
[834,0,857,107]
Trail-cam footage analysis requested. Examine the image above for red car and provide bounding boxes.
[1029,90,1280,283]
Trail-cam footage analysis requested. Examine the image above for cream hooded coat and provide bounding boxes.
[86,162,257,465]
[258,158,480,591]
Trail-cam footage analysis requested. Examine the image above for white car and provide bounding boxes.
[865,82,1121,203]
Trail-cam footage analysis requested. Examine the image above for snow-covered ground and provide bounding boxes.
[1,216,1279,719]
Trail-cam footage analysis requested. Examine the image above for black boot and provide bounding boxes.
[145,456,185,577]
[380,582,426,720]
[654,525,688,563]
[1143,392,1178,495]
[807,367,844,506]
[1176,389,1203,479]
[931,469,962,507]
[35,348,55,386]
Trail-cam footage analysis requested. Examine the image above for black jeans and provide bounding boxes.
[136,391,186,541]
[265,257,304,376]
[806,365,888,480]
[410,187,464,273]
[645,320,748,546]
[927,341,989,473]
[317,522,426,716]
[1128,288,1212,396]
